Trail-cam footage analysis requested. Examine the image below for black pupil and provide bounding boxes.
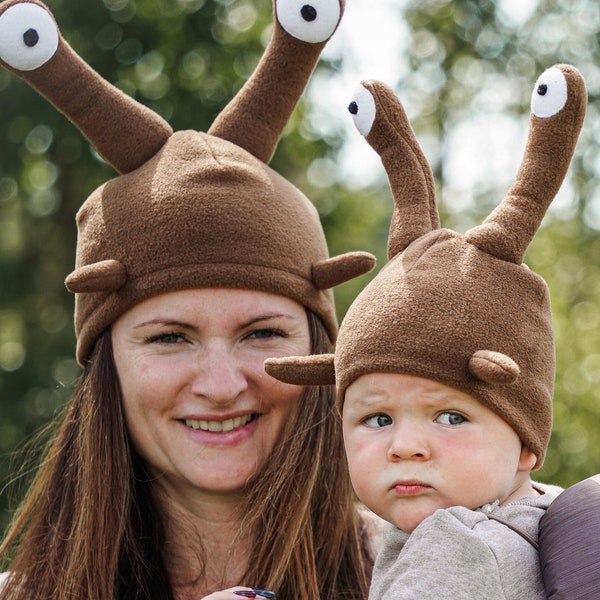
[537,83,548,96]
[23,28,40,47]
[301,5,317,22]
[348,101,359,115]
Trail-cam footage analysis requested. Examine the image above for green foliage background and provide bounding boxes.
[1,0,600,532]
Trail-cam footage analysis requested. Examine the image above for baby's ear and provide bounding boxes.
[264,354,335,386]
[518,446,537,472]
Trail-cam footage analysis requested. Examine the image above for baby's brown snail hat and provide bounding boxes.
[266,65,587,468]
[0,0,375,364]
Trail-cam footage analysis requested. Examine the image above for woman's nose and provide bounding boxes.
[387,421,430,461]
[190,344,249,402]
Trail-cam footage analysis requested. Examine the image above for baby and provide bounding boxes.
[266,64,587,599]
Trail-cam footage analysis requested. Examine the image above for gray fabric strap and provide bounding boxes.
[485,513,539,550]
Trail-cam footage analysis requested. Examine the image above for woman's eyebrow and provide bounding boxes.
[239,313,289,328]
[133,319,195,330]
[133,313,295,330]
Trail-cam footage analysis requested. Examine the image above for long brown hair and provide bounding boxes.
[240,311,372,599]
[0,311,372,599]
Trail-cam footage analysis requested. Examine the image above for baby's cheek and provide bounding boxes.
[346,445,374,491]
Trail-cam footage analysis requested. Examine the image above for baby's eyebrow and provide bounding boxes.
[345,393,390,410]
[417,392,464,409]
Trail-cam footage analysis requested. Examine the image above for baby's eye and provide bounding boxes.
[436,412,466,426]
[364,414,392,428]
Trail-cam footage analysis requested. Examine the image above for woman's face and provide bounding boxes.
[112,288,311,500]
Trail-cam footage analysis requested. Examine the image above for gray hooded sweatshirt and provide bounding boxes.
[369,483,562,600]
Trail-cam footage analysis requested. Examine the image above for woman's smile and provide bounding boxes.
[183,413,257,433]
[112,287,311,496]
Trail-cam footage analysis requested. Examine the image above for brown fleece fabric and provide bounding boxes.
[0,0,375,363]
[334,229,555,466]
[265,65,587,468]
[69,132,344,362]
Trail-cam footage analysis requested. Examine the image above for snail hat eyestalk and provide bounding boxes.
[266,65,587,468]
[0,0,375,364]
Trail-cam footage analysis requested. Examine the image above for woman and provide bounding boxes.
[0,0,378,597]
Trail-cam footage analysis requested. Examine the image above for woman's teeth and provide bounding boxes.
[184,414,254,433]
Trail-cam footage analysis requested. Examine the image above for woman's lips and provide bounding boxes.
[183,413,257,433]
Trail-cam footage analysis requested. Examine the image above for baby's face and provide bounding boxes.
[342,373,536,533]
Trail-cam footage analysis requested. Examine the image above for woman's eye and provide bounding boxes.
[247,328,284,340]
[436,412,466,426]
[364,414,392,428]
[147,332,186,345]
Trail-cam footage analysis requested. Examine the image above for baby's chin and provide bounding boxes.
[382,507,439,534]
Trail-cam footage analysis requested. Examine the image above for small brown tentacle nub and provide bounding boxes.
[208,0,344,164]
[312,251,376,290]
[0,0,172,174]
[65,260,127,293]
[264,353,336,386]
[465,64,587,264]
[468,350,520,385]
[349,80,439,259]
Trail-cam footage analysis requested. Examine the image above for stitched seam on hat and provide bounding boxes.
[399,229,453,274]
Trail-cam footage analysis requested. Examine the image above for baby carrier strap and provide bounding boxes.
[484,513,539,550]
[538,474,600,599]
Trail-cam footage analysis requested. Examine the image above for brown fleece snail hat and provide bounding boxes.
[0,0,375,364]
[266,65,587,468]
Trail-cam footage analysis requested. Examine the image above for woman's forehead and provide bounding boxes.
[116,288,307,325]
